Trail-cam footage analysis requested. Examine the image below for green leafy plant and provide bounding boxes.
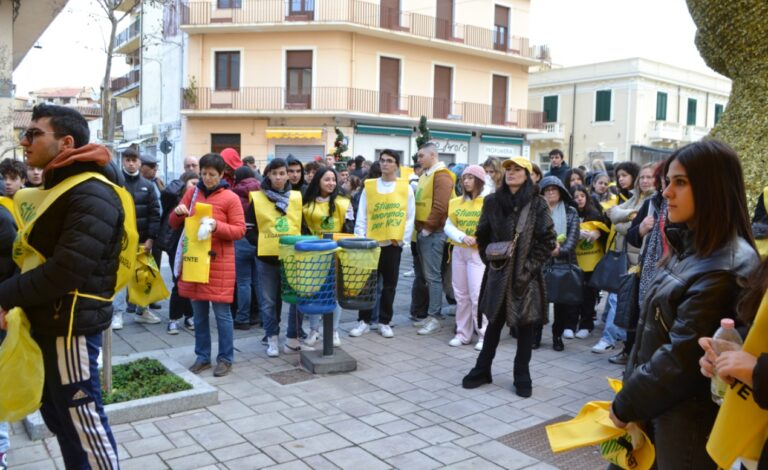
[102,358,192,405]
[412,115,431,165]
[332,127,349,162]
[183,75,198,107]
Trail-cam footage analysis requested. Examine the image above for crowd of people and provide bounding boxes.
[3,103,768,468]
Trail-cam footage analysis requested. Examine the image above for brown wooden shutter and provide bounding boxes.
[379,57,400,113]
[494,5,508,26]
[436,0,453,40]
[287,51,312,68]
[492,74,507,125]
[433,65,452,119]
[380,0,399,29]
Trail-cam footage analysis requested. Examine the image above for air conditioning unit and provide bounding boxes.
[125,56,138,66]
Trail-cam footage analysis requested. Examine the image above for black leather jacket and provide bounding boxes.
[613,227,759,423]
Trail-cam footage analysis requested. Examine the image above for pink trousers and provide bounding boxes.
[451,246,488,342]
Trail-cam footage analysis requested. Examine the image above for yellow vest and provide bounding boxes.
[365,179,409,242]
[447,196,484,248]
[0,197,20,228]
[13,172,139,346]
[252,190,302,256]
[575,220,610,272]
[415,167,456,222]
[598,193,619,211]
[303,197,350,236]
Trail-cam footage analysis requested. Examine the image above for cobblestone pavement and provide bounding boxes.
[8,251,622,469]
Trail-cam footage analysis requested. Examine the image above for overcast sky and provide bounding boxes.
[12,0,719,96]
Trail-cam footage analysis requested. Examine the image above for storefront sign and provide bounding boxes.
[432,139,469,163]
[480,143,522,159]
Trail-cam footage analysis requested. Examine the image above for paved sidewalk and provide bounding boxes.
[8,251,622,469]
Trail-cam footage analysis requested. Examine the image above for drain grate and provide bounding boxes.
[497,415,605,470]
[266,368,316,385]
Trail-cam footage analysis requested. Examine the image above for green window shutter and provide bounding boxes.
[543,95,558,123]
[595,90,611,122]
[687,98,697,126]
[656,92,668,121]
[714,104,724,124]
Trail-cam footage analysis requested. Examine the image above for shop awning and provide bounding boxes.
[480,134,524,145]
[430,130,472,141]
[265,128,323,139]
[356,124,413,137]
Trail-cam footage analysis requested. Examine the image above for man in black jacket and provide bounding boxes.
[111,148,162,329]
[0,104,121,468]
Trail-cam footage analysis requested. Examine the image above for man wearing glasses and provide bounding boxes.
[0,104,122,468]
[349,150,415,339]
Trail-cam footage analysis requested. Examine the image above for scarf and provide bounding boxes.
[551,201,567,236]
[261,178,292,215]
[638,199,667,302]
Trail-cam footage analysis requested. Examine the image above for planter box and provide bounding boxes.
[24,353,219,440]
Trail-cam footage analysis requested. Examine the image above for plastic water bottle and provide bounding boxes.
[710,318,743,405]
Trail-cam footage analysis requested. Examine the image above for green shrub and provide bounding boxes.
[102,358,192,405]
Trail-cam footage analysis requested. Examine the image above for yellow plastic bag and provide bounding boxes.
[128,251,170,307]
[337,247,380,297]
[181,203,212,283]
[0,308,43,422]
[546,378,655,470]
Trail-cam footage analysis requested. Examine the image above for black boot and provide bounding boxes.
[462,367,492,389]
[513,372,532,398]
[532,325,542,349]
[553,336,564,351]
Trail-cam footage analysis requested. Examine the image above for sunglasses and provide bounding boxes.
[20,128,57,143]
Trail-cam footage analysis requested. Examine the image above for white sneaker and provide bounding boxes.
[474,340,484,351]
[283,338,315,354]
[349,320,370,337]
[417,317,441,335]
[380,324,394,338]
[111,312,124,330]
[266,336,279,357]
[575,329,590,339]
[305,329,320,346]
[135,309,161,324]
[412,318,428,328]
[591,339,615,354]
[333,331,341,347]
[370,322,379,331]
[448,336,464,347]
[563,329,575,339]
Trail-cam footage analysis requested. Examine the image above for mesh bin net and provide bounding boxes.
[336,246,380,310]
[279,235,318,304]
[283,248,337,314]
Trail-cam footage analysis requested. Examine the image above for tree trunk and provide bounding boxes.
[101,14,118,145]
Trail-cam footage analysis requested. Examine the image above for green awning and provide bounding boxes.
[481,134,524,145]
[356,124,413,137]
[430,130,472,141]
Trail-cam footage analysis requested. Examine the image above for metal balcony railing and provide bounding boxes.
[181,0,550,61]
[181,86,546,129]
[115,18,141,50]
[111,70,141,93]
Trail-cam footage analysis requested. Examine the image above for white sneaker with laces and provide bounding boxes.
[349,320,370,337]
[135,309,161,324]
[412,318,428,328]
[591,339,615,354]
[333,331,341,347]
[111,312,124,330]
[575,329,590,339]
[563,329,575,339]
[380,324,394,338]
[305,329,320,346]
[417,317,441,335]
[266,336,279,357]
[474,340,484,351]
[448,336,464,347]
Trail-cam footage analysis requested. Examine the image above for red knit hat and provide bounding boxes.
[220,148,243,171]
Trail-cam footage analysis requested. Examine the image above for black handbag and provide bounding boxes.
[614,270,640,330]
[485,202,531,270]
[589,241,629,292]
[544,262,584,305]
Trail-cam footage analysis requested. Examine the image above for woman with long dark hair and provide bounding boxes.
[609,140,759,468]
[461,157,556,398]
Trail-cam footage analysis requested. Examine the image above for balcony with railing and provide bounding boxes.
[181,0,550,64]
[682,124,709,143]
[181,86,545,130]
[647,120,682,143]
[115,18,141,54]
[111,70,141,97]
[527,122,565,141]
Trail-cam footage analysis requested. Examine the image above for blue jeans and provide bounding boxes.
[0,330,6,454]
[113,288,144,314]
[412,231,447,317]
[600,293,626,345]
[191,300,234,364]
[257,259,282,337]
[234,239,258,325]
[287,304,340,339]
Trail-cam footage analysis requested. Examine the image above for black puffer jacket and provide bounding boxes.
[613,227,758,423]
[123,170,161,243]
[0,159,125,337]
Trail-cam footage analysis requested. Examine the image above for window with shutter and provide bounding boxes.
[543,95,558,123]
[656,92,667,121]
[714,104,724,124]
[687,98,697,126]
[595,90,611,122]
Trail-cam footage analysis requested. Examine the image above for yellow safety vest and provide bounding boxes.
[365,179,409,242]
[447,196,484,248]
[13,172,139,346]
[252,190,302,256]
[575,220,610,272]
[0,197,20,228]
[598,193,619,211]
[415,167,456,222]
[303,197,350,236]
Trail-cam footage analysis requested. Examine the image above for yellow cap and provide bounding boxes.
[502,156,533,174]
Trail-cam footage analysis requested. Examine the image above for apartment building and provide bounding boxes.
[180,0,549,166]
[527,58,731,171]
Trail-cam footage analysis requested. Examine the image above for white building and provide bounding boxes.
[527,57,731,170]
